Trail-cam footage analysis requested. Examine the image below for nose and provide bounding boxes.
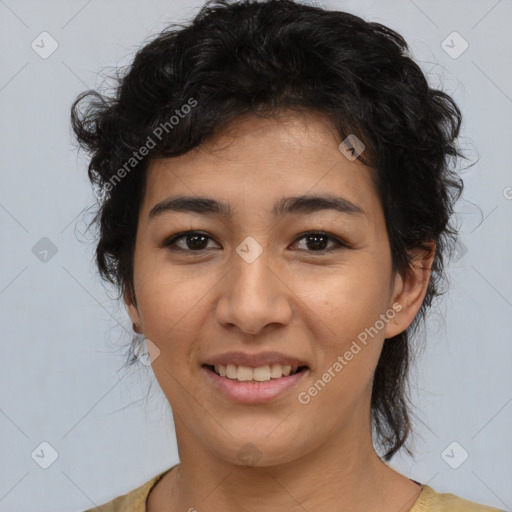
[214,249,293,335]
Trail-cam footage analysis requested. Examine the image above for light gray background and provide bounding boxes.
[0,1,511,511]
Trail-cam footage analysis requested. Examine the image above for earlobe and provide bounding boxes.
[384,242,436,339]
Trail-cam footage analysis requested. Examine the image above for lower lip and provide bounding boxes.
[202,365,309,404]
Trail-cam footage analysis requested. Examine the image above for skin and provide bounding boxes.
[124,111,435,512]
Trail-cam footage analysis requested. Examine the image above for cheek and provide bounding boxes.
[135,245,218,318]
[305,260,391,338]
[300,283,387,417]
[133,268,214,362]
[298,259,391,391]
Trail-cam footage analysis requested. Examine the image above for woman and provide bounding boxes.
[72,0,503,510]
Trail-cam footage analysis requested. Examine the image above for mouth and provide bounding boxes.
[201,363,310,404]
[203,363,309,382]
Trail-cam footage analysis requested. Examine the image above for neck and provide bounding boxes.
[148,417,421,512]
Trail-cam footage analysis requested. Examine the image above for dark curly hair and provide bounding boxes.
[71,0,467,461]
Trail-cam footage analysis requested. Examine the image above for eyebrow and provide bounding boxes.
[148,193,365,220]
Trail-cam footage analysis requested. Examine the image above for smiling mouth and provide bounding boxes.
[203,364,309,382]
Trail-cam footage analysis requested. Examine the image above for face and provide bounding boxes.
[125,112,429,467]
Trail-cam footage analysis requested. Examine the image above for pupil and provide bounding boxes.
[187,234,208,250]
[307,234,327,251]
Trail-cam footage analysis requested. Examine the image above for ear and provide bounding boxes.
[384,241,436,339]
[123,285,142,331]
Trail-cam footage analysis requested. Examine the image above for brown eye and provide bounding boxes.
[292,231,347,253]
[163,231,219,251]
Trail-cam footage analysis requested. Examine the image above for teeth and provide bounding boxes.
[237,366,253,381]
[280,364,293,377]
[253,366,271,381]
[270,364,285,378]
[226,364,237,379]
[213,363,298,381]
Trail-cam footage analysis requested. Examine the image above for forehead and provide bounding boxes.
[141,112,380,222]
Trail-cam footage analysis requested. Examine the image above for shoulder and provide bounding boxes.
[81,467,175,512]
[411,484,505,512]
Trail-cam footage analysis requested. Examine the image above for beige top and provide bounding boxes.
[83,465,504,512]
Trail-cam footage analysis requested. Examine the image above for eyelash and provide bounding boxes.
[162,230,348,254]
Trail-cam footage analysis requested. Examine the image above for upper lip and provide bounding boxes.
[203,351,309,369]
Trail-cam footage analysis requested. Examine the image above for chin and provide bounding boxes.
[206,430,309,468]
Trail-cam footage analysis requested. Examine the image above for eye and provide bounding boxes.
[162,230,348,254]
[162,231,220,252]
[292,231,348,253]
